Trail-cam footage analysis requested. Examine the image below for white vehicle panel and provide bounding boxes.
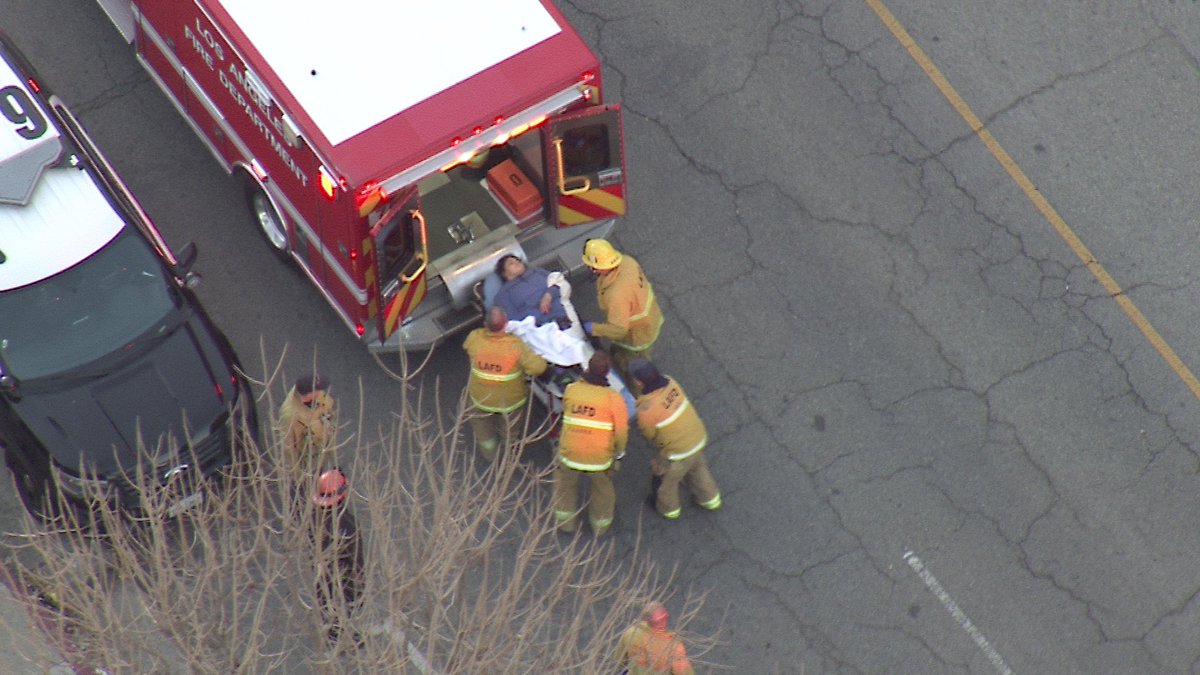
[0,167,124,290]
[216,0,561,145]
[0,56,63,206]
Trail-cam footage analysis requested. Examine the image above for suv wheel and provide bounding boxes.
[6,451,50,519]
[5,450,88,526]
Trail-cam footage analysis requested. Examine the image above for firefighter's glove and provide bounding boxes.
[582,321,594,336]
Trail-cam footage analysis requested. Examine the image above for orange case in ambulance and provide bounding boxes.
[487,159,544,222]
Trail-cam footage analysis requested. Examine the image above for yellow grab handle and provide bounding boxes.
[400,210,428,283]
[552,138,592,195]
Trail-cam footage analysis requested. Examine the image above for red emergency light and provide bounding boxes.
[25,78,40,94]
[441,113,550,172]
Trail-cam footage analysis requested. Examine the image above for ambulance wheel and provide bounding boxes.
[246,185,289,258]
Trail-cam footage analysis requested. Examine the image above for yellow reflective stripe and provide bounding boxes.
[699,493,722,510]
[662,508,681,520]
[471,396,527,414]
[471,368,522,382]
[563,415,614,431]
[655,398,690,429]
[630,284,655,321]
[578,187,626,215]
[557,204,591,226]
[559,455,612,472]
[613,313,664,351]
[666,435,707,461]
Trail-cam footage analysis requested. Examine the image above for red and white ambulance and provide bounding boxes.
[94,0,628,351]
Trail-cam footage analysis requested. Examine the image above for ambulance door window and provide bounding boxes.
[375,193,421,296]
[379,215,414,294]
[371,188,429,339]
[545,104,627,227]
[560,125,610,177]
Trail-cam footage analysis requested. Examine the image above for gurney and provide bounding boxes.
[481,271,636,419]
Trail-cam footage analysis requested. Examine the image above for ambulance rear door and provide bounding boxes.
[543,104,627,228]
[369,187,429,342]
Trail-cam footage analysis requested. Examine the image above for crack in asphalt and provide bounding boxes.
[932,35,1163,160]
[560,1,1194,669]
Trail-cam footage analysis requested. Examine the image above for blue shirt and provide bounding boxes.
[493,268,568,326]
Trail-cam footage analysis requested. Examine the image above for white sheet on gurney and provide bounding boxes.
[506,317,590,367]
[506,317,636,417]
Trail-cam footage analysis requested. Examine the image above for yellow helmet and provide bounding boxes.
[582,238,623,270]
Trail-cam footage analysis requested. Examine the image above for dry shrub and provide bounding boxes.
[0,346,713,673]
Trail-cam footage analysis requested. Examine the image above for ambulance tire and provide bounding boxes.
[245,183,290,259]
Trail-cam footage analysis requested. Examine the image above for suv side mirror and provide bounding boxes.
[0,373,19,397]
[175,241,198,272]
[174,242,202,288]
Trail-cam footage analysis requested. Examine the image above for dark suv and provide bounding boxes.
[0,32,258,518]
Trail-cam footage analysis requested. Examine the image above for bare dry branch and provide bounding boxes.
[0,347,716,673]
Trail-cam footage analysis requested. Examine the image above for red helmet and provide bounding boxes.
[314,468,348,507]
[643,601,669,631]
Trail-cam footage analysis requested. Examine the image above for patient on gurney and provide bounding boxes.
[483,254,590,368]
[482,255,636,416]
[492,254,572,330]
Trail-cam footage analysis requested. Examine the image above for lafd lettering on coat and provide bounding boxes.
[662,387,680,409]
[569,403,597,416]
[475,360,503,373]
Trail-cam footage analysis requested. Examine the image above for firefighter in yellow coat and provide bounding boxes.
[463,306,548,461]
[555,351,628,535]
[629,359,721,520]
[278,373,338,480]
[580,239,664,387]
[615,601,695,675]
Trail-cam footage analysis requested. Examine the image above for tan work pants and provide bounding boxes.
[655,451,720,519]
[467,405,526,461]
[553,463,615,534]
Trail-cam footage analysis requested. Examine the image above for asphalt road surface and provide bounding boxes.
[6,1,1200,673]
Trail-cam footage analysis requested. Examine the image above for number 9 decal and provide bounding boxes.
[0,85,48,140]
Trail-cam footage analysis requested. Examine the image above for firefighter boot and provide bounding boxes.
[477,438,499,463]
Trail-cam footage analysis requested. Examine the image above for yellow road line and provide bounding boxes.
[864,0,1200,400]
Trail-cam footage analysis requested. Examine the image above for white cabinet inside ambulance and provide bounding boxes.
[0,32,258,518]
[95,0,628,352]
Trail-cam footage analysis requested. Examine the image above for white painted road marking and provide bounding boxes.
[903,550,1014,675]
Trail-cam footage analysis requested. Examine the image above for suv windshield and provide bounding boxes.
[0,227,177,380]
